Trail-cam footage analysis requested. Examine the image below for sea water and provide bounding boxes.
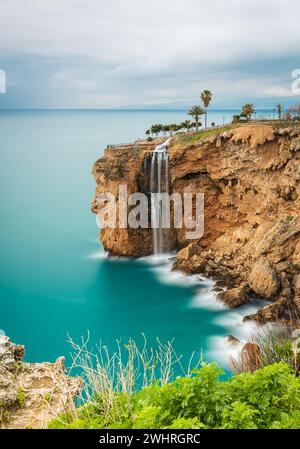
[0,109,271,373]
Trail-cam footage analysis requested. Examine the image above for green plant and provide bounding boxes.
[49,362,300,429]
[277,103,283,120]
[188,106,205,131]
[178,126,233,145]
[44,393,52,403]
[16,387,26,408]
[11,361,23,374]
[241,103,255,120]
[48,335,300,430]
[200,90,213,128]
[0,410,11,425]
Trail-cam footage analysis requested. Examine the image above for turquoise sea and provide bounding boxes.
[0,109,270,372]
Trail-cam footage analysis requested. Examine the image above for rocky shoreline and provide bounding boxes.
[0,336,82,429]
[92,124,300,323]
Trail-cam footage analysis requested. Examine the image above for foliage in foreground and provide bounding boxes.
[49,362,300,429]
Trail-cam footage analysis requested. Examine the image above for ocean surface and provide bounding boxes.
[0,109,271,374]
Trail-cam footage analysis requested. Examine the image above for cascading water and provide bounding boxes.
[149,139,170,254]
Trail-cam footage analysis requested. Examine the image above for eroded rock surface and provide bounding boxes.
[0,336,82,429]
[248,258,280,299]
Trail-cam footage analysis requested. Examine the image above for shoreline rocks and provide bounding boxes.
[0,336,82,429]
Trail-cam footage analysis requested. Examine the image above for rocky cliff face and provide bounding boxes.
[0,336,82,429]
[92,125,300,322]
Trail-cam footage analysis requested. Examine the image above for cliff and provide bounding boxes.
[0,336,82,429]
[92,124,300,322]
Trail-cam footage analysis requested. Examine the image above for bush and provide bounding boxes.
[49,362,300,429]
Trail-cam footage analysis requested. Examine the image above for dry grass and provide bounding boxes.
[229,320,300,375]
[65,333,201,423]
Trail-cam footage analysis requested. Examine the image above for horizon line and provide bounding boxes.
[0,107,279,112]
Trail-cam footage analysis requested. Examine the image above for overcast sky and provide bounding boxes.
[0,0,300,109]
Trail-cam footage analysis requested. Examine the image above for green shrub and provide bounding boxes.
[16,388,26,408]
[49,362,300,429]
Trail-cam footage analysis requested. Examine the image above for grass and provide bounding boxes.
[229,322,300,375]
[49,361,300,429]
[64,333,202,425]
[176,126,234,145]
[47,332,300,429]
[16,388,26,408]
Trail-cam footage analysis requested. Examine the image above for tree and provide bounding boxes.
[168,123,178,136]
[151,124,163,137]
[145,129,151,137]
[188,106,204,131]
[161,125,169,136]
[200,90,213,129]
[185,120,192,131]
[241,103,255,120]
[277,104,283,120]
[180,121,188,132]
[180,120,192,132]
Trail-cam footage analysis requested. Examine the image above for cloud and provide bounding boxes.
[0,0,300,108]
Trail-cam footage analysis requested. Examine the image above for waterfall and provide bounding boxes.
[149,139,170,254]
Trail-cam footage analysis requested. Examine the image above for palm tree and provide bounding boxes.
[200,90,212,129]
[145,129,151,137]
[241,103,255,120]
[277,103,283,120]
[188,106,204,131]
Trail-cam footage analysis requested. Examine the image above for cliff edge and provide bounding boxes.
[92,124,300,322]
[0,336,82,429]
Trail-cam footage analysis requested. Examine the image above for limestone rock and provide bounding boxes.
[293,274,300,313]
[0,336,82,429]
[218,284,249,308]
[244,297,287,323]
[177,242,200,261]
[248,258,280,299]
[230,125,275,149]
[226,335,241,346]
